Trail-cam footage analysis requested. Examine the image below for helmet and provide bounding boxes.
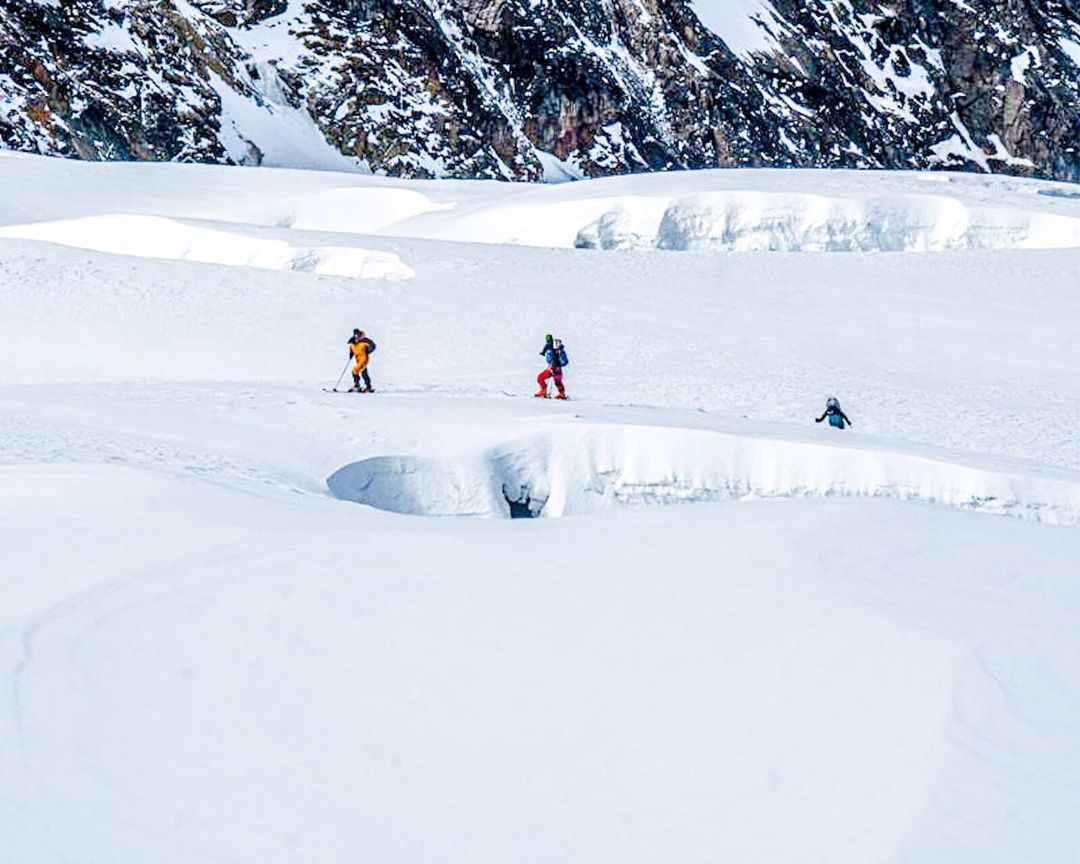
[826,396,840,409]
[545,333,553,343]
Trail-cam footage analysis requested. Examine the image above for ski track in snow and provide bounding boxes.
[2,155,1080,862]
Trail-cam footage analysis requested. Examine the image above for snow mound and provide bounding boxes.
[0,215,414,280]
[574,192,1080,252]
[267,187,455,234]
[391,187,1080,252]
[327,425,1080,522]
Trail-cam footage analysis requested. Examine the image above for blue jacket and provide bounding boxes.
[541,342,569,368]
[816,405,852,429]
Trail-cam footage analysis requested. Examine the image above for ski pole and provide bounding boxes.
[330,358,351,392]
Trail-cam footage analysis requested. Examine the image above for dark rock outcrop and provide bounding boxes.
[2,0,1080,181]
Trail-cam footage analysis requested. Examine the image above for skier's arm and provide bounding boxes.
[841,411,852,426]
[815,413,826,423]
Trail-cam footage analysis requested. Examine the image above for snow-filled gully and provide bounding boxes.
[327,424,1080,523]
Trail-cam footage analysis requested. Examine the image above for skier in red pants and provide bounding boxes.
[535,333,568,399]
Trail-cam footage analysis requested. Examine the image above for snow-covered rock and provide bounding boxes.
[5,0,1080,181]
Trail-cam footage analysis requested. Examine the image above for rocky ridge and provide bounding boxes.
[2,0,1080,181]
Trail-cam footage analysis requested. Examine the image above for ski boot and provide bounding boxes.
[534,389,549,398]
[554,392,568,400]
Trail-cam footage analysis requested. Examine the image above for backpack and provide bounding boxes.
[364,337,376,353]
[557,344,569,367]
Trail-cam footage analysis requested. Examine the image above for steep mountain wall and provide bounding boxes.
[3,1,1080,181]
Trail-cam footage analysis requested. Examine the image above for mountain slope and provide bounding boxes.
[3,0,1080,180]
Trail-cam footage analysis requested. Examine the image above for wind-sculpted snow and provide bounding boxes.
[421,188,1080,253]
[327,425,1080,524]
[294,168,1080,254]
[0,215,415,280]
[23,189,1080,258]
[578,193,1080,253]
[10,156,1080,258]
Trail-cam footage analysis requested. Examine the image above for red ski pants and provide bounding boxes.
[538,367,565,395]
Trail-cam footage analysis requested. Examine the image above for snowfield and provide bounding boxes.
[1,151,1079,862]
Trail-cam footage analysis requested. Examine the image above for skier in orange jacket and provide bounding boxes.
[348,329,376,393]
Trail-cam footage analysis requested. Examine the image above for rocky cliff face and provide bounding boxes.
[3,0,1080,181]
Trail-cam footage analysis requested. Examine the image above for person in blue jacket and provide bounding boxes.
[816,396,852,429]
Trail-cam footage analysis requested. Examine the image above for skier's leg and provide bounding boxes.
[361,368,372,391]
[553,369,566,399]
[536,369,551,397]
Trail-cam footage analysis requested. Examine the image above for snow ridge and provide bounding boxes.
[327,424,1080,524]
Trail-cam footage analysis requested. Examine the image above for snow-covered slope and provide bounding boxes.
[2,155,1080,862]
[5,0,1080,181]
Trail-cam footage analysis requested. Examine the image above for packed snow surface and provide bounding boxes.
[2,152,1080,863]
